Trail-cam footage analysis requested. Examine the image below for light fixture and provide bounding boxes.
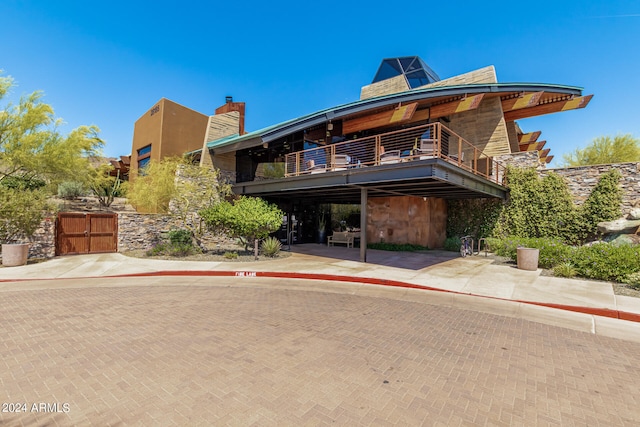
[262,142,268,148]
[327,121,334,131]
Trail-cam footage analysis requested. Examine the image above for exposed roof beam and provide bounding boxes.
[519,140,546,152]
[504,95,593,121]
[517,130,541,144]
[539,148,551,158]
[410,94,485,123]
[544,155,554,164]
[343,102,417,134]
[501,91,544,112]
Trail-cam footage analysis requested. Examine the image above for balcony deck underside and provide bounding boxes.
[233,158,507,204]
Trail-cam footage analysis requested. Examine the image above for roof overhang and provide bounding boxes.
[232,158,506,204]
[211,83,587,155]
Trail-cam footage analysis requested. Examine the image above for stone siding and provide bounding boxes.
[418,65,497,88]
[360,75,410,100]
[540,162,640,215]
[447,97,511,158]
[118,212,235,252]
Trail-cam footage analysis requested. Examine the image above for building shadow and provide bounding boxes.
[289,243,460,271]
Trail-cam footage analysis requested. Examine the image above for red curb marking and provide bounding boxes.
[3,270,640,323]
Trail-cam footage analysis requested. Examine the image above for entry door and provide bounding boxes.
[56,213,118,255]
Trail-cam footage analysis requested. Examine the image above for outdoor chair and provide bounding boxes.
[448,151,465,163]
[379,146,401,164]
[327,231,354,248]
[305,159,327,174]
[331,154,351,171]
[415,139,436,159]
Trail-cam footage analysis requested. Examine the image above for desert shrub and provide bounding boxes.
[145,238,200,257]
[146,243,169,256]
[626,272,640,290]
[168,229,193,246]
[487,237,573,268]
[367,242,429,252]
[0,175,46,191]
[261,236,282,257]
[168,243,200,257]
[444,236,461,252]
[576,169,623,242]
[446,198,503,239]
[553,262,577,278]
[223,251,238,259]
[493,168,576,242]
[572,243,640,282]
[57,181,85,199]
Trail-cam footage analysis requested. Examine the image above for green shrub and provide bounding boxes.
[57,181,85,199]
[577,169,623,242]
[261,236,282,257]
[572,243,640,282]
[446,199,503,239]
[626,272,640,290]
[443,236,461,252]
[168,229,193,246]
[168,243,199,257]
[145,241,200,257]
[146,243,169,256]
[223,251,238,259]
[553,262,577,278]
[367,242,429,252]
[487,237,573,268]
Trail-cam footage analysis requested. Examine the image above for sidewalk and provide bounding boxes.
[2,245,640,341]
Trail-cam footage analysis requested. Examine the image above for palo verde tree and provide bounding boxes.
[0,71,102,243]
[563,134,640,166]
[0,72,104,188]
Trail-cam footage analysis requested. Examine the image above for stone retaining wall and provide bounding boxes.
[117,212,235,252]
[540,162,640,215]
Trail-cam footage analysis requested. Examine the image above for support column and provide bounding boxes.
[360,187,367,263]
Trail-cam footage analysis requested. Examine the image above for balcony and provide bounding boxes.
[284,122,506,186]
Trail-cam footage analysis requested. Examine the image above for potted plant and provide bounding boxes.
[0,187,48,266]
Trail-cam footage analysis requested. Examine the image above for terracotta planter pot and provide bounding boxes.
[516,247,539,271]
[1,243,30,267]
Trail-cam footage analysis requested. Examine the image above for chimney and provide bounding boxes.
[215,96,246,135]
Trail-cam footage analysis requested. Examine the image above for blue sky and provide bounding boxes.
[2,0,639,167]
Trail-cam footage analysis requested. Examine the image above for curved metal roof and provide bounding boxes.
[208,82,584,154]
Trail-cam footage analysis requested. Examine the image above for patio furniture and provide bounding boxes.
[305,159,327,174]
[448,151,465,163]
[332,154,351,171]
[327,231,354,248]
[414,139,436,159]
[379,146,401,164]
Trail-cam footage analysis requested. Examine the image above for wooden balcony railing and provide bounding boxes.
[283,122,506,185]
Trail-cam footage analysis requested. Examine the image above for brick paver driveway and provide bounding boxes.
[2,277,640,426]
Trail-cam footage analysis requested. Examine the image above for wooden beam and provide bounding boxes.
[501,92,544,112]
[517,131,541,144]
[504,95,593,121]
[410,94,485,123]
[544,155,554,163]
[519,140,546,152]
[539,148,551,158]
[343,103,417,134]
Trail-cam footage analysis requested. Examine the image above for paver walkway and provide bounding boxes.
[2,276,640,426]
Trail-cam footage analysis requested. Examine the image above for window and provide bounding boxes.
[137,144,152,173]
[137,144,152,156]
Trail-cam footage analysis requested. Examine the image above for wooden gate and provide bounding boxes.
[56,213,118,256]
